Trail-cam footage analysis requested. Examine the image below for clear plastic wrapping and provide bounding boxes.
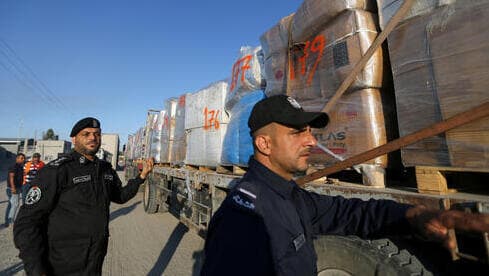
[225,46,265,111]
[261,10,383,99]
[185,81,230,167]
[376,0,450,30]
[302,88,388,167]
[387,1,489,169]
[260,14,294,96]
[159,98,177,163]
[292,0,375,42]
[171,94,189,166]
[221,90,266,166]
[143,113,158,159]
[149,110,166,163]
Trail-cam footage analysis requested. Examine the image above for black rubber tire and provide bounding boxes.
[314,235,432,276]
[143,180,160,214]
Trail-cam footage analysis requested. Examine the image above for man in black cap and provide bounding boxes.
[201,95,489,276]
[14,117,154,276]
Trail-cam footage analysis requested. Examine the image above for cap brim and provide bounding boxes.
[279,111,329,129]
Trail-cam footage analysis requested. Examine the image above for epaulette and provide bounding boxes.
[46,155,73,168]
[227,181,259,213]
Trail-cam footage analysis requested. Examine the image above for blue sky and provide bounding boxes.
[0,0,301,145]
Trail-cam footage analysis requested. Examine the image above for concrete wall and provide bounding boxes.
[36,140,72,163]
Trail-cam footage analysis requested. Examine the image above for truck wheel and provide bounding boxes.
[314,236,432,276]
[143,181,160,214]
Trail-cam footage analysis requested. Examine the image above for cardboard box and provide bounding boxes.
[388,1,489,169]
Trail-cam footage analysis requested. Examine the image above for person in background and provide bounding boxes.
[14,117,154,276]
[4,153,25,227]
[22,152,45,204]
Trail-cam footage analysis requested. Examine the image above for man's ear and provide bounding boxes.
[71,137,76,145]
[254,134,271,156]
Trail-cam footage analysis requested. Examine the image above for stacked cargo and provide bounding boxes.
[222,46,266,167]
[171,94,189,166]
[383,0,489,170]
[133,127,145,159]
[142,113,158,159]
[185,81,230,167]
[160,98,177,163]
[260,0,388,184]
[125,134,134,160]
[149,110,166,163]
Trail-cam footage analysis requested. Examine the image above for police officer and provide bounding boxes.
[201,95,489,276]
[14,117,154,276]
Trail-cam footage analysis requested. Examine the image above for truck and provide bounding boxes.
[124,0,489,274]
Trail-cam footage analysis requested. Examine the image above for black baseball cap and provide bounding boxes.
[70,117,101,137]
[248,95,329,134]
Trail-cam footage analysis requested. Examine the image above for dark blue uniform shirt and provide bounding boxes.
[201,158,412,276]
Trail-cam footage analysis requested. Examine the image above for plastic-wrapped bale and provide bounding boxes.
[134,127,145,159]
[294,10,382,100]
[291,0,375,42]
[149,110,166,163]
[376,0,450,30]
[261,10,383,99]
[171,94,189,166]
[221,90,266,166]
[387,1,489,170]
[260,14,294,97]
[142,112,158,159]
[125,134,134,160]
[226,46,265,111]
[160,98,177,163]
[185,81,230,167]
[301,89,388,170]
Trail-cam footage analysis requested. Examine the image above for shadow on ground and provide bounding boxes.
[109,201,141,222]
[0,262,24,275]
[147,222,194,276]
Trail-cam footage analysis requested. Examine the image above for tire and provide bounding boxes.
[314,235,432,276]
[143,179,160,214]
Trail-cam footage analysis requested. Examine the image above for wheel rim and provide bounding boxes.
[317,268,353,276]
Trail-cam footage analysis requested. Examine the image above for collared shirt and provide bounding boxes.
[202,158,411,276]
[8,163,24,189]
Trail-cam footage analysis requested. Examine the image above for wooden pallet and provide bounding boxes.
[415,166,489,195]
[184,164,216,172]
[305,164,385,188]
[216,165,247,175]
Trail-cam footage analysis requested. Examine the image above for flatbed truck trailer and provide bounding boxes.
[124,160,489,275]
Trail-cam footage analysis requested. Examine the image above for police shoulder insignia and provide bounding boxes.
[26,186,42,205]
[47,156,72,167]
[231,187,257,210]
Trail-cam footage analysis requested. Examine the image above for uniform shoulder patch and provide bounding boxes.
[228,182,259,212]
[25,186,42,205]
[47,155,73,168]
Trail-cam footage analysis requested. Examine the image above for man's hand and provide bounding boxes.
[139,158,154,179]
[406,205,489,250]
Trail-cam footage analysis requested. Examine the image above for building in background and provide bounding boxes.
[97,133,119,169]
[35,140,72,162]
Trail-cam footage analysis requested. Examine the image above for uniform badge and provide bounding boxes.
[232,194,255,210]
[79,156,86,164]
[73,175,91,184]
[293,233,306,251]
[25,186,42,205]
[287,97,302,109]
[104,174,113,181]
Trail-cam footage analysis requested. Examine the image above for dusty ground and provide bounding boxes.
[0,168,205,276]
